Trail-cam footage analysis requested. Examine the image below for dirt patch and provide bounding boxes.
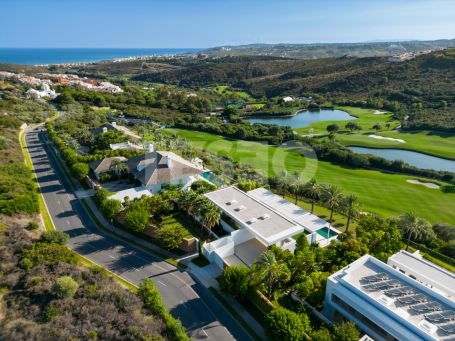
[406,179,440,189]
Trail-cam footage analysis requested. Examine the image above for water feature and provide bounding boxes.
[348,147,455,173]
[246,109,355,128]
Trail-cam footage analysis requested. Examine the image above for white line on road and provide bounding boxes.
[66,220,70,225]
[158,281,167,287]
[108,255,116,260]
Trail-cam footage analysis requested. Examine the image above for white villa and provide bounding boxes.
[91,144,212,202]
[324,252,455,341]
[202,186,339,270]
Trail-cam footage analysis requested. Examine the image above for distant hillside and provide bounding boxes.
[203,39,455,59]
[134,49,455,131]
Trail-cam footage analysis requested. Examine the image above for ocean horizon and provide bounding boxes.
[0,48,202,65]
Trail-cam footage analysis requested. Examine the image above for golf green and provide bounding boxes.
[167,128,455,225]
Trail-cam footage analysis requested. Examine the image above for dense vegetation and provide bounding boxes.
[0,223,170,340]
[134,50,455,132]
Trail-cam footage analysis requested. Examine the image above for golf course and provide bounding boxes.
[166,128,455,225]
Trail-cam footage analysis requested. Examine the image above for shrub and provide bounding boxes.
[53,276,79,299]
[332,321,360,341]
[40,230,69,245]
[219,265,250,299]
[70,162,89,181]
[100,199,122,219]
[156,224,185,250]
[124,206,149,232]
[20,242,78,269]
[93,188,109,204]
[27,221,39,230]
[265,307,310,341]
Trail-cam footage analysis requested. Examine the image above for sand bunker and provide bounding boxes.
[406,179,440,189]
[369,135,406,143]
[372,110,387,115]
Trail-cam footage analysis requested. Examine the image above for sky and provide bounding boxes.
[1,0,454,48]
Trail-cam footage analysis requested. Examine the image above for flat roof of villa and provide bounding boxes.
[332,255,455,340]
[205,187,303,245]
[388,251,455,298]
[247,188,329,233]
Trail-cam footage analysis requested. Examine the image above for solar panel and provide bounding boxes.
[362,273,389,284]
[410,302,442,314]
[426,311,455,324]
[397,294,427,305]
[385,287,413,297]
[439,323,455,335]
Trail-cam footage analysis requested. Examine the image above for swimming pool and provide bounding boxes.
[316,227,338,239]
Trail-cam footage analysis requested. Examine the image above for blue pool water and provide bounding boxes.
[247,109,355,128]
[316,227,338,238]
[0,48,202,65]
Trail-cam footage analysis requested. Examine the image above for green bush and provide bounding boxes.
[219,265,250,299]
[156,224,185,250]
[53,276,79,299]
[40,230,69,245]
[332,321,360,341]
[265,307,310,341]
[100,199,122,219]
[20,242,78,269]
[27,221,39,230]
[124,206,149,232]
[70,162,89,181]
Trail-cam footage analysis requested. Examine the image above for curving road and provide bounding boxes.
[25,126,252,341]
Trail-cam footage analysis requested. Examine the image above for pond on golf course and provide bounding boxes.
[348,146,455,173]
[246,109,355,128]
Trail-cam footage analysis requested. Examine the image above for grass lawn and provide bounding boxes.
[336,130,455,160]
[295,106,399,135]
[211,85,253,101]
[159,213,200,239]
[166,128,455,225]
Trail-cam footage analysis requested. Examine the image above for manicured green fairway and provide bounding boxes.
[294,106,399,135]
[167,128,455,225]
[336,130,455,160]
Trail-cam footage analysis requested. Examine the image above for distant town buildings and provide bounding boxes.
[388,48,446,63]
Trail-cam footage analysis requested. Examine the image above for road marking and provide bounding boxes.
[66,220,70,225]
[158,281,167,287]
[57,200,60,205]
[108,255,116,260]
[134,267,140,272]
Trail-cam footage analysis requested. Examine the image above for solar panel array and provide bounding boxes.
[360,272,455,337]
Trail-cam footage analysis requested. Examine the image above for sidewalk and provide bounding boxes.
[186,261,267,340]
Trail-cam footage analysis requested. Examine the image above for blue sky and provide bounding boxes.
[1,0,454,48]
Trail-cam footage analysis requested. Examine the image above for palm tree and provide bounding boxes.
[341,194,360,233]
[290,172,304,204]
[321,185,344,224]
[302,178,321,213]
[397,212,430,251]
[251,250,290,299]
[276,170,288,196]
[109,159,128,177]
[200,203,221,239]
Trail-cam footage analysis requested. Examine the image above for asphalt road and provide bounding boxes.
[26,126,252,341]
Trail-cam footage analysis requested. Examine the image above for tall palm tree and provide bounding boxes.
[276,170,288,196]
[200,203,221,239]
[342,194,360,233]
[290,172,304,204]
[321,185,344,224]
[397,212,430,251]
[109,159,128,177]
[302,178,321,213]
[251,250,290,299]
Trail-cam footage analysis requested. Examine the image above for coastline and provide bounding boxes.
[0,47,203,66]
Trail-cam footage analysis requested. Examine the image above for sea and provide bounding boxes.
[0,48,202,65]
